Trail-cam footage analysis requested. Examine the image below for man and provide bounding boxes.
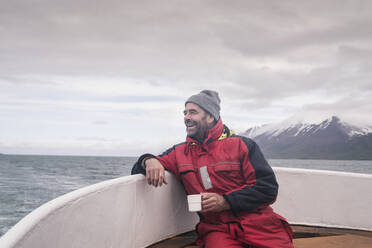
[131,90,293,248]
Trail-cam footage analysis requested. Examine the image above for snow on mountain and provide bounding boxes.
[241,116,372,160]
[242,116,372,139]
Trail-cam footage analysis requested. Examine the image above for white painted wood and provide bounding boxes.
[273,168,372,231]
[0,172,199,248]
[1,168,371,248]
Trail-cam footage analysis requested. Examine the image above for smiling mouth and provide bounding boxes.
[185,120,196,127]
[186,122,197,131]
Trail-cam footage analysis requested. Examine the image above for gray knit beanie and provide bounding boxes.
[185,90,221,121]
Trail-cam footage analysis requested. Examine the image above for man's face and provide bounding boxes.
[184,103,214,141]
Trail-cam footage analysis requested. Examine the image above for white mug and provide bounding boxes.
[187,194,202,212]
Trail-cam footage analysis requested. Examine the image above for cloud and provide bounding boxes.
[299,92,372,125]
[91,121,108,125]
[1,0,372,155]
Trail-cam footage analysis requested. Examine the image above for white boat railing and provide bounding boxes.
[1,168,371,248]
[273,168,372,231]
[0,173,198,248]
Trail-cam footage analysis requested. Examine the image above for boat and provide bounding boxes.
[0,167,372,247]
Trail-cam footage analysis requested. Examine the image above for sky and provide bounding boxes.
[1,0,372,156]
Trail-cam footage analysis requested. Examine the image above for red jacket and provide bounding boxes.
[132,119,293,247]
[132,119,279,221]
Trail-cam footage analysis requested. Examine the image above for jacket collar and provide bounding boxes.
[186,118,224,145]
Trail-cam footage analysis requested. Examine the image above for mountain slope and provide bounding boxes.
[241,116,372,160]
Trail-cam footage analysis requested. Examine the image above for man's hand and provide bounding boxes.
[144,158,168,187]
[201,192,230,212]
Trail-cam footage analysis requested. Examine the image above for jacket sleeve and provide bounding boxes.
[131,153,157,175]
[130,146,179,176]
[223,136,278,215]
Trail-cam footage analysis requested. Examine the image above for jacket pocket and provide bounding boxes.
[178,164,197,175]
[213,163,241,173]
[210,163,244,188]
[178,164,203,193]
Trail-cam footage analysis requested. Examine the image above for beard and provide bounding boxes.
[185,117,210,142]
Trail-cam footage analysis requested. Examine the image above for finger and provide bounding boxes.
[202,201,215,210]
[201,193,213,200]
[151,174,156,187]
[159,169,167,186]
[202,200,213,209]
[146,169,152,185]
[202,204,214,212]
[156,172,162,187]
[158,170,165,186]
[203,197,218,210]
[202,197,216,206]
[162,171,168,184]
[154,170,159,187]
[159,175,164,186]
[146,173,150,184]
[150,169,156,186]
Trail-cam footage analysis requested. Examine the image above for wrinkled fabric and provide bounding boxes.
[132,119,293,247]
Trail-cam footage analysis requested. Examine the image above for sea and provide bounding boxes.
[1,154,372,238]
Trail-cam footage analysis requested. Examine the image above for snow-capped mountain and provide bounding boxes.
[241,116,372,160]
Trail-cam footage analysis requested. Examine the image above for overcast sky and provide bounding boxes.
[1,0,372,156]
